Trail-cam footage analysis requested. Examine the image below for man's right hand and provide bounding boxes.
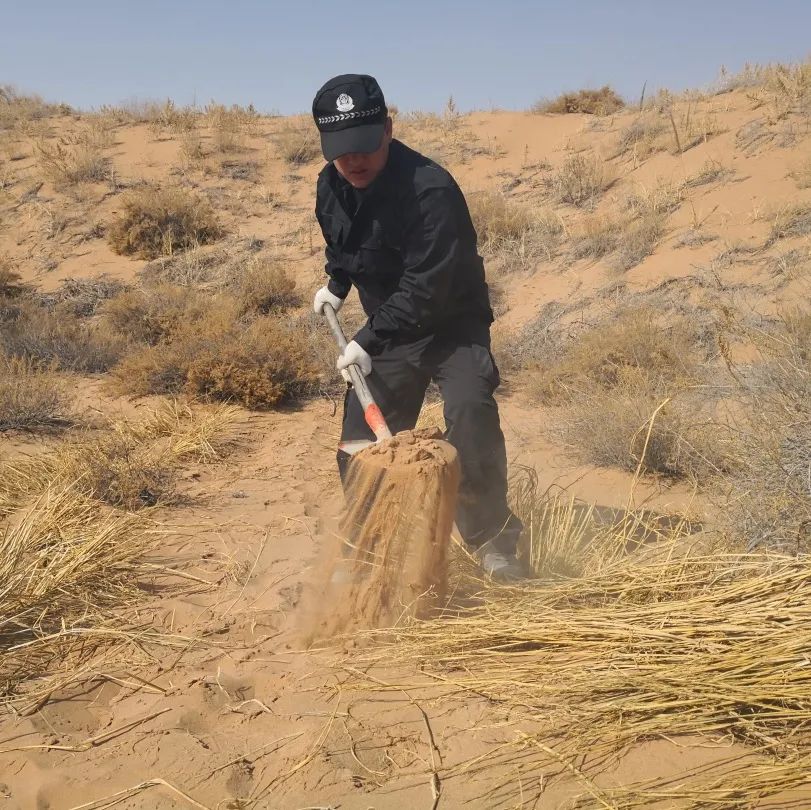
[313,286,345,316]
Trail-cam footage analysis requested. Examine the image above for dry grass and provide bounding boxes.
[789,155,811,188]
[0,354,73,433]
[685,158,735,188]
[551,151,617,207]
[533,86,625,116]
[467,190,563,267]
[274,117,321,164]
[568,212,624,261]
[101,283,225,345]
[767,201,811,243]
[0,402,238,707]
[615,105,725,161]
[147,99,197,137]
[0,258,29,299]
[611,211,667,271]
[0,84,67,131]
[720,310,811,552]
[0,488,157,704]
[530,308,701,404]
[34,123,112,188]
[0,401,241,515]
[109,313,320,409]
[107,184,224,259]
[528,309,718,476]
[38,276,127,318]
[205,102,257,153]
[233,256,301,314]
[1,297,125,372]
[343,536,811,808]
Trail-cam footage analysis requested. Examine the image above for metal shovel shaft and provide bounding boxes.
[322,304,392,443]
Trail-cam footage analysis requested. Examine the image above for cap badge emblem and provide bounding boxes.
[336,93,354,113]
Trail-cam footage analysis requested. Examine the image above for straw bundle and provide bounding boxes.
[345,539,811,806]
[0,487,158,706]
[0,400,241,515]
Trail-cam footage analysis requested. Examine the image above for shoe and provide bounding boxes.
[476,543,533,583]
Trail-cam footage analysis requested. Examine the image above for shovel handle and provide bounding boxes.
[323,304,392,442]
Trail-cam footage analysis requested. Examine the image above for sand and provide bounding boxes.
[306,429,460,639]
[1,82,810,806]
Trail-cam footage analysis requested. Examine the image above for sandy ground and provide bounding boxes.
[2,84,811,807]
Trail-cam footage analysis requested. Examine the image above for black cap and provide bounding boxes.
[312,74,388,161]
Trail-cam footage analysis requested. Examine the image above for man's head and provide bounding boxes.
[312,74,393,188]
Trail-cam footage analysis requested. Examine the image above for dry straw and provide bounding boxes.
[339,515,811,806]
[0,401,240,710]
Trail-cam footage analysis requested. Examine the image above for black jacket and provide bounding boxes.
[314,140,493,355]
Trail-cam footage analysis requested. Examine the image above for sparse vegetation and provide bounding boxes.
[551,151,616,208]
[34,124,112,187]
[721,310,811,551]
[0,353,73,432]
[205,102,257,153]
[275,117,321,164]
[111,314,320,408]
[1,297,125,372]
[534,86,625,116]
[789,155,811,189]
[527,309,715,476]
[107,184,224,259]
[768,202,811,243]
[468,190,562,267]
[233,257,301,314]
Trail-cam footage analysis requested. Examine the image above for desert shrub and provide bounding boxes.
[568,213,624,261]
[148,99,197,137]
[611,212,667,271]
[233,258,301,314]
[1,298,125,372]
[101,284,232,345]
[552,368,716,477]
[721,310,811,551]
[275,118,321,164]
[110,314,320,409]
[534,86,625,116]
[107,184,224,259]
[468,190,563,265]
[530,309,719,477]
[530,308,702,405]
[0,353,73,432]
[34,124,112,187]
[768,202,811,243]
[614,114,670,159]
[205,102,257,153]
[38,276,127,317]
[551,152,616,207]
[0,258,29,299]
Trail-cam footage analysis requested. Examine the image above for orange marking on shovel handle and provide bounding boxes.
[364,404,390,441]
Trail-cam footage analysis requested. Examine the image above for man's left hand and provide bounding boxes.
[337,340,372,378]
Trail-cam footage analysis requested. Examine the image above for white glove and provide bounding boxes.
[313,286,345,316]
[337,340,372,379]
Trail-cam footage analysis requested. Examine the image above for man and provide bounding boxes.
[311,73,527,581]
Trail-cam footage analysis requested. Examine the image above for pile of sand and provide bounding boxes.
[308,429,460,639]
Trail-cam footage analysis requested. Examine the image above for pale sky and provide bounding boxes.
[2,0,809,114]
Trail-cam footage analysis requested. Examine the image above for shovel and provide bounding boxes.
[322,303,391,455]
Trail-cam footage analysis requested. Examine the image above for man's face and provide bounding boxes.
[334,117,393,189]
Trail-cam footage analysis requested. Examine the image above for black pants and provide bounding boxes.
[337,327,522,553]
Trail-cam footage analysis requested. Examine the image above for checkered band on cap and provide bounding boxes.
[316,106,383,126]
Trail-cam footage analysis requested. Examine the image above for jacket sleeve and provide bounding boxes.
[315,183,352,299]
[353,186,460,354]
[323,240,351,299]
